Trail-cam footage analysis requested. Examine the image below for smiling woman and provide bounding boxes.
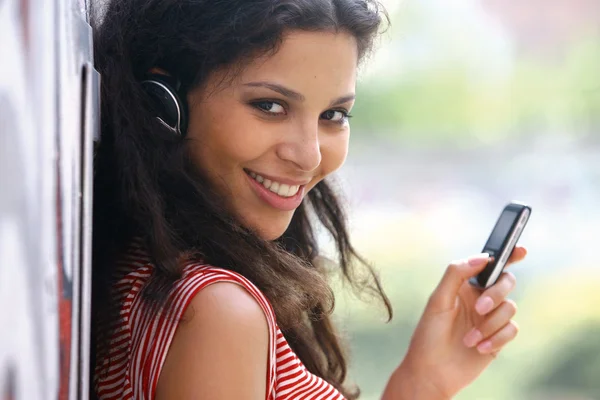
[91,1,389,398]
[91,0,528,399]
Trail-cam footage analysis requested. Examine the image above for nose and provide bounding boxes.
[276,120,322,172]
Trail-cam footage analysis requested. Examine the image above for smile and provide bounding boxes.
[246,171,301,198]
[244,169,308,212]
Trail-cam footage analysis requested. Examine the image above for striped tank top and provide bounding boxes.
[94,243,346,400]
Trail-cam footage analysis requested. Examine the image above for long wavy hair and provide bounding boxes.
[91,0,391,397]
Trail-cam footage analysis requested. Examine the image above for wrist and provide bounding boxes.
[382,359,451,400]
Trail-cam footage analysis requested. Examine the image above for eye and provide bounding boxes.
[252,101,286,115]
[321,109,351,124]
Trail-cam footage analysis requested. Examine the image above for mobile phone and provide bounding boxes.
[469,202,531,289]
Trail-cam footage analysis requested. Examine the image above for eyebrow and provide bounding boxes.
[243,81,355,107]
[330,94,356,107]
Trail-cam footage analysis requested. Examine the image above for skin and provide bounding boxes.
[155,30,528,399]
[156,282,269,399]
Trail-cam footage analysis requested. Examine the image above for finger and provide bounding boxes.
[475,320,519,354]
[427,253,491,313]
[504,246,527,268]
[463,299,517,348]
[474,272,517,315]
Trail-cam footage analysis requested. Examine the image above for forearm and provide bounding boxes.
[381,362,450,400]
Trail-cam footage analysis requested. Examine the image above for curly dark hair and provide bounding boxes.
[90,0,391,397]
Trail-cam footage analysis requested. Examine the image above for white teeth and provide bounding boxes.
[248,171,301,198]
[288,185,300,196]
[278,184,290,197]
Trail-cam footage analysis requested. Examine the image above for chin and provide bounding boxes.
[249,217,293,242]
[257,225,289,241]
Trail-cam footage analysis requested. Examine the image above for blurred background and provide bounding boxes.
[327,0,600,399]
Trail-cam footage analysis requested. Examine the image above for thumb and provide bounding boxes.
[427,253,491,313]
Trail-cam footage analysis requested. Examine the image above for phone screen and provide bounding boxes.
[485,210,519,252]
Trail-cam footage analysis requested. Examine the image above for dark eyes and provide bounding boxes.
[253,101,285,114]
[320,109,350,123]
[251,101,352,124]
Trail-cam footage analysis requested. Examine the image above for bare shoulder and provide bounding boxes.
[184,280,270,327]
[155,281,270,400]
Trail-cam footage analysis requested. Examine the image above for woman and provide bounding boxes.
[91,0,527,398]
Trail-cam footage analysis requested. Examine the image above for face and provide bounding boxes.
[186,30,358,240]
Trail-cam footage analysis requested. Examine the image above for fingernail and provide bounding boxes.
[477,340,492,354]
[476,296,494,315]
[463,328,483,348]
[468,253,489,266]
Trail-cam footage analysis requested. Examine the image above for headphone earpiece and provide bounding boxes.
[141,73,188,136]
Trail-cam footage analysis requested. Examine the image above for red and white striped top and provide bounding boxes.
[94,243,346,400]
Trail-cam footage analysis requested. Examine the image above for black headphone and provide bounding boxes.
[141,73,188,136]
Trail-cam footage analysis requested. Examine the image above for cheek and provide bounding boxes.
[319,132,349,177]
[191,106,272,171]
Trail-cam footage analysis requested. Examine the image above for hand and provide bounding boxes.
[399,247,527,398]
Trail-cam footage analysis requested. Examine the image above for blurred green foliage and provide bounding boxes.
[529,323,600,399]
[352,31,600,145]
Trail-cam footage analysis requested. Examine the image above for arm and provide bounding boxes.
[381,361,449,400]
[155,282,270,400]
